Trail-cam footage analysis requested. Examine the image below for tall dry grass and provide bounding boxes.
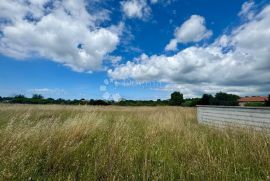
[0,104,269,180]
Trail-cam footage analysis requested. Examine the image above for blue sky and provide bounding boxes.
[0,0,270,100]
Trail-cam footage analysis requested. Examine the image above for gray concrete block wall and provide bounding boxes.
[197,106,270,132]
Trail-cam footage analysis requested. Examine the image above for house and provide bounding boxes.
[238,96,268,106]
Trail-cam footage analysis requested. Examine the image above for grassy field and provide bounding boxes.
[0,104,269,180]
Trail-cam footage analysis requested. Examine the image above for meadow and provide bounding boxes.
[0,104,269,180]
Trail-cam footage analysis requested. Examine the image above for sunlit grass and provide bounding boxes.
[0,104,269,180]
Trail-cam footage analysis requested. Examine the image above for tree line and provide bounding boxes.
[0,94,110,105]
[0,92,269,107]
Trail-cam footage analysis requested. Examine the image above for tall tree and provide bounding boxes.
[170,91,184,106]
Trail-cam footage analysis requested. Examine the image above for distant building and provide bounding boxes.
[238,96,268,106]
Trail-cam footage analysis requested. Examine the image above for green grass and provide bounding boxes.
[0,104,269,180]
[244,102,266,107]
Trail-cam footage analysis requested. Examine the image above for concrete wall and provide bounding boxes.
[197,106,270,132]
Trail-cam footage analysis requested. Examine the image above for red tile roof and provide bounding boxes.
[238,96,268,102]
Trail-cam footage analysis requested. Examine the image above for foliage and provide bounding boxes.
[32,94,44,99]
[210,92,240,106]
[0,91,257,107]
[245,102,265,107]
[182,98,200,107]
[117,99,170,106]
[0,95,110,105]
[11,95,27,104]
[0,105,269,180]
[170,91,184,106]
[265,94,270,106]
[199,94,214,105]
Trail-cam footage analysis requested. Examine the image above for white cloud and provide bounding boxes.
[121,0,151,19]
[238,1,255,20]
[150,0,159,4]
[0,0,121,72]
[165,15,212,51]
[109,3,270,96]
[165,39,178,51]
[158,83,264,98]
[104,55,122,65]
[27,88,66,97]
[150,0,175,5]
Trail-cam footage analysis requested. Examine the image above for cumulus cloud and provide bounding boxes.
[109,3,270,96]
[0,0,121,72]
[121,0,151,19]
[165,15,212,51]
[120,0,174,19]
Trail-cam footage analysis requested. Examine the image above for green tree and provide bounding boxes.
[265,94,270,106]
[13,95,27,104]
[211,92,239,106]
[32,94,44,99]
[182,98,200,107]
[170,91,184,106]
[31,94,44,104]
[199,94,213,105]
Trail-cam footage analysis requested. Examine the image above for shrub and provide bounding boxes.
[245,102,265,107]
